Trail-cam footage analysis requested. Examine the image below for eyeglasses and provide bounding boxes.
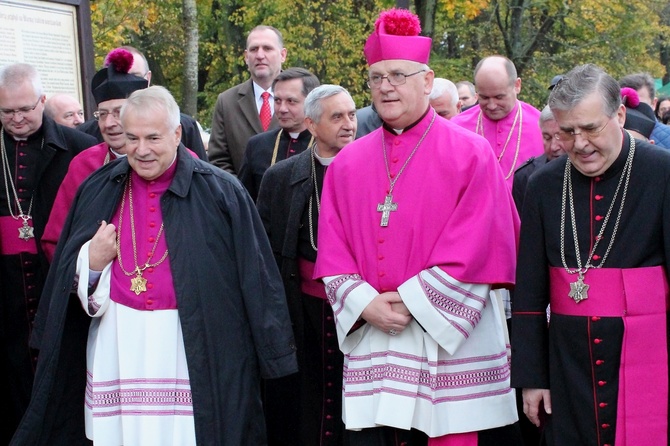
[367,70,426,89]
[93,108,122,121]
[554,119,611,142]
[0,97,41,119]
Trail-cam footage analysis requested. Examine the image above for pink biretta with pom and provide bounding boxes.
[364,8,432,65]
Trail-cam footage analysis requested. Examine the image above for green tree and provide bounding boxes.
[89,0,670,121]
[432,0,669,108]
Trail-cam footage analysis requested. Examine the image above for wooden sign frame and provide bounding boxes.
[0,0,95,115]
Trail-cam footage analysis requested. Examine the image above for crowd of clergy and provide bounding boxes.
[1,6,669,446]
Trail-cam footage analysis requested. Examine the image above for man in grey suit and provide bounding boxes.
[209,25,287,174]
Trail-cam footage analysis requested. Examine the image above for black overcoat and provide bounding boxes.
[12,145,298,446]
[257,149,345,444]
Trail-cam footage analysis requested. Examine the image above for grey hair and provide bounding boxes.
[456,80,476,96]
[247,25,284,48]
[0,63,44,97]
[549,64,621,117]
[619,72,655,100]
[429,78,459,107]
[304,84,353,123]
[121,85,180,131]
[538,104,555,125]
[474,56,517,87]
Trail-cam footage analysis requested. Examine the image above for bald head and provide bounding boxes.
[45,93,84,128]
[473,56,521,121]
[117,46,152,84]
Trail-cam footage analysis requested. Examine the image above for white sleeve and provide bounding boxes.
[76,240,113,317]
[398,266,492,355]
[323,274,378,354]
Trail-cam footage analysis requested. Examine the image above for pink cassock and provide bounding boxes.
[450,101,543,188]
[314,108,519,294]
[42,142,113,261]
[110,164,177,310]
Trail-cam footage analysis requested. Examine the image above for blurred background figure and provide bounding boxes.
[429,78,461,119]
[655,95,670,122]
[456,80,478,111]
[621,87,657,142]
[44,93,85,128]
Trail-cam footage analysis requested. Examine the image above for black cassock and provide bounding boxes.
[0,117,96,444]
[512,133,670,446]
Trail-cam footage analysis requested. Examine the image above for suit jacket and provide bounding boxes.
[512,154,548,213]
[239,128,312,202]
[208,79,278,174]
[355,104,382,138]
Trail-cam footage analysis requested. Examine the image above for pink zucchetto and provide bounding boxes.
[364,8,432,66]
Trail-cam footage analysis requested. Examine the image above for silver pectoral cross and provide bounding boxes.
[568,274,589,303]
[377,194,397,227]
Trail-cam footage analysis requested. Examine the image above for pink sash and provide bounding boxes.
[550,266,669,445]
[0,216,37,255]
[428,432,477,446]
[298,258,327,299]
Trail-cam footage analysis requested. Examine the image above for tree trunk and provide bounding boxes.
[182,0,198,117]
[414,0,437,39]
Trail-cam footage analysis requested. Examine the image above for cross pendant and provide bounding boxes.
[377,194,398,227]
[568,275,589,303]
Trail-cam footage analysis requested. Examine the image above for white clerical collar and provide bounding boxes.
[314,148,335,166]
[110,147,126,158]
[393,128,403,135]
[288,132,300,139]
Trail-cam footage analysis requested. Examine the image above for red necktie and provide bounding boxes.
[260,92,271,131]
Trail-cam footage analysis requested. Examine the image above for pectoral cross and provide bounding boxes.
[568,274,589,303]
[377,194,397,227]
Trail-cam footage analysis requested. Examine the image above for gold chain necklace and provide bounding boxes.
[377,111,436,227]
[559,133,635,303]
[0,128,39,240]
[116,175,169,295]
[308,145,320,251]
[475,102,522,180]
[270,129,314,166]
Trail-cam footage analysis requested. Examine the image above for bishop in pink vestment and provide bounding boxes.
[451,56,543,187]
[42,142,120,261]
[314,9,522,446]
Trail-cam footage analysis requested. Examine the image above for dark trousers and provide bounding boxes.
[345,423,524,446]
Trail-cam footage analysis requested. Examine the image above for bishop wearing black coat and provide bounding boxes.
[12,114,297,444]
